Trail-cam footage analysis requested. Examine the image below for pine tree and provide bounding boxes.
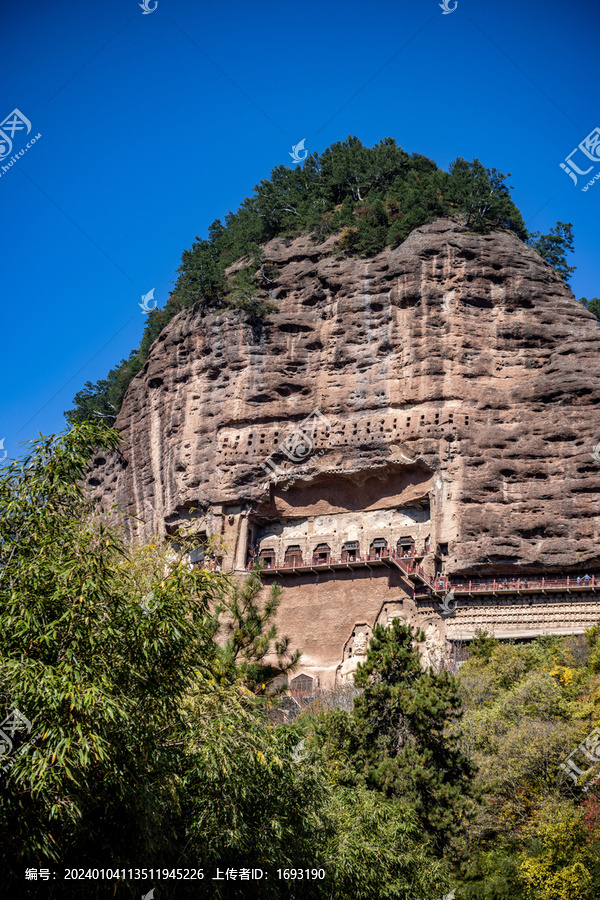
[448,157,527,239]
[583,297,600,320]
[528,222,576,283]
[214,566,300,691]
[351,620,475,853]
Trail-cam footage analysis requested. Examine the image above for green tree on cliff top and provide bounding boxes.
[66,136,561,427]
[528,221,577,283]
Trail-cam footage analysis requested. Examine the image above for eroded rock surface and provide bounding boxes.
[91,218,600,576]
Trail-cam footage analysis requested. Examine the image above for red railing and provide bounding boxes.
[248,547,428,572]
[416,574,598,596]
[249,551,599,596]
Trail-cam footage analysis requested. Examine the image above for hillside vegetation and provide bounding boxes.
[2,423,600,898]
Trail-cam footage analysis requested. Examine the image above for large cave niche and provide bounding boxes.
[264,462,434,518]
[247,467,433,569]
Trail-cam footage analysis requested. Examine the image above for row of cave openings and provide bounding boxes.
[251,535,429,568]
[219,412,471,457]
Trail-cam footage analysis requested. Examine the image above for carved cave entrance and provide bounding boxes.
[397,536,415,555]
[284,545,303,567]
[290,674,314,695]
[342,540,360,562]
[258,548,276,568]
[370,537,387,559]
[313,543,331,564]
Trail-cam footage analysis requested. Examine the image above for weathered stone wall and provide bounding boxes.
[261,566,416,688]
[91,218,600,577]
[250,501,430,567]
[89,217,600,675]
[264,568,600,688]
[444,591,600,640]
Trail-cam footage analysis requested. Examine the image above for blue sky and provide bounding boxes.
[1,0,598,462]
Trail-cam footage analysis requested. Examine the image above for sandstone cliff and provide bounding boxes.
[90,218,600,576]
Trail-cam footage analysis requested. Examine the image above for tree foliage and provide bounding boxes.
[214,566,300,691]
[314,620,475,856]
[322,786,447,899]
[518,804,595,900]
[1,423,448,898]
[66,136,536,427]
[0,423,222,881]
[528,222,576,283]
[448,158,527,238]
[454,632,600,899]
[579,297,600,320]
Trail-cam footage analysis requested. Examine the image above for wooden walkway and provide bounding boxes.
[254,551,600,598]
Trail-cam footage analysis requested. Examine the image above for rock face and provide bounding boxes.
[92,217,600,576]
[90,217,600,686]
